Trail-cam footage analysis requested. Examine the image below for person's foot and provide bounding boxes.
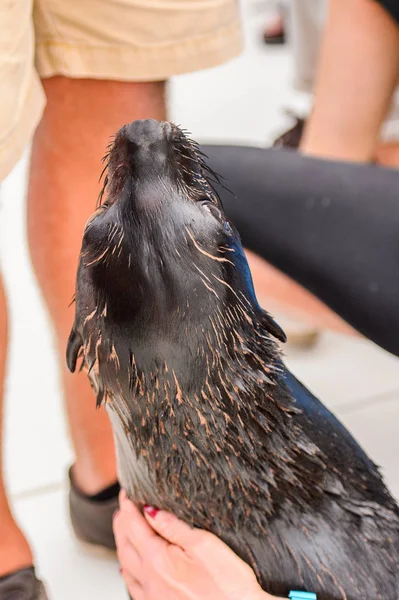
[0,567,48,600]
[0,510,47,598]
[263,14,285,45]
[68,467,119,551]
[272,118,306,150]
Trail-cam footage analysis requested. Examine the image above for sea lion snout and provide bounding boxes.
[119,119,172,160]
[124,119,172,145]
[109,119,172,185]
[100,119,228,220]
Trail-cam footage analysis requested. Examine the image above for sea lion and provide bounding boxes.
[67,119,399,599]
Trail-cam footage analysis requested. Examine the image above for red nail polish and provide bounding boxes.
[119,567,123,575]
[144,505,159,518]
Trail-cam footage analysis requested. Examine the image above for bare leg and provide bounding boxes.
[246,251,356,336]
[301,0,399,163]
[0,275,33,575]
[375,141,399,167]
[28,77,166,494]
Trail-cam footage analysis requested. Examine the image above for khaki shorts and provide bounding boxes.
[0,0,242,182]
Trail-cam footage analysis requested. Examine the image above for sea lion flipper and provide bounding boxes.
[66,327,83,373]
[259,310,287,343]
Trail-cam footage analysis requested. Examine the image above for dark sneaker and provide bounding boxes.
[263,30,285,45]
[263,14,285,45]
[273,118,306,149]
[0,567,48,600]
[68,468,119,551]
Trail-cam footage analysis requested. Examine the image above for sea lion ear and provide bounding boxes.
[66,328,83,372]
[259,310,287,343]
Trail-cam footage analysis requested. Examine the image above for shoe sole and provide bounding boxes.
[37,581,49,600]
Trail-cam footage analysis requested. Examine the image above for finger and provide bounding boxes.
[113,510,128,548]
[119,488,128,504]
[116,538,142,585]
[116,496,160,554]
[124,571,144,600]
[114,511,142,562]
[114,507,152,560]
[143,507,196,549]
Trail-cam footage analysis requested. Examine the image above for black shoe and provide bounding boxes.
[263,14,286,45]
[263,31,285,45]
[68,468,120,551]
[272,118,306,149]
[0,567,48,600]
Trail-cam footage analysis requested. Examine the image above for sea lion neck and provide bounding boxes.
[79,277,284,401]
[79,295,318,527]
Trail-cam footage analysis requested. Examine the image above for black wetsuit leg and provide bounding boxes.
[203,146,399,357]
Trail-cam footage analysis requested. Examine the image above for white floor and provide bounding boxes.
[0,2,398,598]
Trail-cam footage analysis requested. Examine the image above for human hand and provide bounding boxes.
[113,491,283,600]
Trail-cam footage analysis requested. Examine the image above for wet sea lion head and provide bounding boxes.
[67,119,285,400]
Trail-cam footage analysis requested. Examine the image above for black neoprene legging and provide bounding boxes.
[202,146,399,358]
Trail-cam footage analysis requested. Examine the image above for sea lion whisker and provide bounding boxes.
[87,357,97,374]
[85,247,110,266]
[107,223,120,242]
[97,174,109,207]
[83,308,97,327]
[185,228,234,265]
[99,158,109,177]
[211,274,249,308]
[200,278,220,299]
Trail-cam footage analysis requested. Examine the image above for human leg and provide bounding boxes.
[204,144,399,356]
[301,0,399,162]
[27,77,166,494]
[0,275,33,576]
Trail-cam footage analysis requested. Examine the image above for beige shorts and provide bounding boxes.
[0,0,242,182]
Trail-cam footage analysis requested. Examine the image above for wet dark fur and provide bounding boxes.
[67,120,399,599]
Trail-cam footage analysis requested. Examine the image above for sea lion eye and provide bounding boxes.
[202,201,222,220]
[84,205,107,231]
[201,201,232,235]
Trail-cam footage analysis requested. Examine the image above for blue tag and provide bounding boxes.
[288,592,317,600]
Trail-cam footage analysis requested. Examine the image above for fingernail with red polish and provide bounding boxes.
[144,505,159,518]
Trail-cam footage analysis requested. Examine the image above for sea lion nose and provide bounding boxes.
[125,119,171,146]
